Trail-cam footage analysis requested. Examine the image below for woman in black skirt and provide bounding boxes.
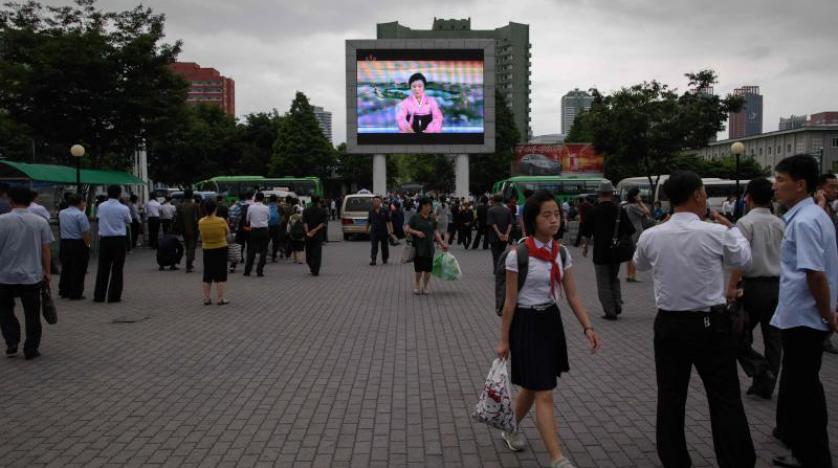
[495,190,600,468]
[198,200,230,305]
[405,197,447,295]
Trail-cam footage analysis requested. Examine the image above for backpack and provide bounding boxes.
[494,242,568,317]
[290,218,306,240]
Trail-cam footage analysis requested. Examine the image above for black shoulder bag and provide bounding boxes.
[610,205,635,264]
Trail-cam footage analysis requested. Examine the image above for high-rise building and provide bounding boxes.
[728,86,762,139]
[377,18,532,142]
[312,106,333,144]
[779,114,807,131]
[561,89,593,136]
[808,112,838,126]
[170,62,236,117]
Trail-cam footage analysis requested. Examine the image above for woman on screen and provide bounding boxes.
[396,73,443,133]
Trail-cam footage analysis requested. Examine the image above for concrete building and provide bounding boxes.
[171,62,235,117]
[809,112,838,126]
[561,89,594,136]
[312,106,333,144]
[694,124,838,174]
[779,114,807,131]
[528,134,564,145]
[377,18,532,142]
[728,86,762,139]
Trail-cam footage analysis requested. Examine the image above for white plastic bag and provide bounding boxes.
[472,358,516,432]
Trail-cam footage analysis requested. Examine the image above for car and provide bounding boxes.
[340,193,375,240]
[518,153,562,176]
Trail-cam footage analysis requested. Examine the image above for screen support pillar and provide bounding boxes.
[455,154,469,199]
[373,154,387,195]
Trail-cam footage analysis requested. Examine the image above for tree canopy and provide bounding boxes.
[270,92,336,180]
[469,90,521,194]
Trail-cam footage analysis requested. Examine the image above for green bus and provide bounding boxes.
[492,175,608,204]
[196,176,323,203]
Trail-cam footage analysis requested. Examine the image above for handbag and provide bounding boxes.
[400,239,415,264]
[610,205,635,264]
[472,359,517,432]
[41,283,57,325]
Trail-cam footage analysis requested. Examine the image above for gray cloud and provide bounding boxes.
[42,0,838,143]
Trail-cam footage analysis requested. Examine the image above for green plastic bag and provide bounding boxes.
[432,252,462,281]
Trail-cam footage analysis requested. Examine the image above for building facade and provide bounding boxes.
[377,18,532,142]
[779,114,807,131]
[170,62,236,117]
[694,126,838,174]
[728,86,762,139]
[561,89,593,136]
[313,106,333,144]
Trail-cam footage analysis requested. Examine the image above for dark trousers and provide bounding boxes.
[161,219,173,234]
[306,238,323,275]
[130,220,141,248]
[147,217,160,249]
[446,224,458,245]
[183,235,197,268]
[59,239,89,299]
[776,327,832,467]
[471,225,489,249]
[594,263,622,317]
[574,226,585,247]
[737,278,782,391]
[245,228,268,275]
[94,236,127,302]
[0,283,42,354]
[370,232,389,263]
[269,225,282,260]
[654,311,755,468]
[491,241,507,274]
[460,225,472,247]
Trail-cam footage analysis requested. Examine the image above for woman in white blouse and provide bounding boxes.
[496,190,601,468]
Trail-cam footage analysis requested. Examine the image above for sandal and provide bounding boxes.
[217,299,230,306]
[203,299,212,306]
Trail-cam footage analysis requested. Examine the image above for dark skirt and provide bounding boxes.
[291,239,305,252]
[509,304,569,391]
[203,247,229,283]
[414,255,433,273]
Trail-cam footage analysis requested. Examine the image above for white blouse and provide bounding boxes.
[505,239,572,306]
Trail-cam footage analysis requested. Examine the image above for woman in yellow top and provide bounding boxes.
[198,199,230,305]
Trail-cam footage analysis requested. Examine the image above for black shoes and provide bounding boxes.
[772,454,803,467]
[257,272,264,277]
[823,340,838,354]
[24,351,41,360]
[6,346,17,357]
[170,265,179,271]
[369,261,376,266]
[158,266,165,271]
[602,315,618,321]
[746,371,776,400]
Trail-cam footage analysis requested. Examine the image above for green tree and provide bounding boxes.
[404,155,454,192]
[0,0,187,169]
[270,92,336,179]
[237,111,282,175]
[564,110,593,143]
[470,91,521,194]
[586,70,743,193]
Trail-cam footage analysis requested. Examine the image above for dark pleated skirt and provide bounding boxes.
[509,304,569,391]
[202,247,228,283]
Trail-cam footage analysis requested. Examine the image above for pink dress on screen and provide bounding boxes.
[396,95,443,133]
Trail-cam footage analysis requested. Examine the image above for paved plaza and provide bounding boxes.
[1,222,837,468]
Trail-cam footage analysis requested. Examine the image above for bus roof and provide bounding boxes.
[501,175,606,182]
[202,176,320,182]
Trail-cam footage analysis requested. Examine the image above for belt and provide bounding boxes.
[518,302,557,311]
[743,276,779,281]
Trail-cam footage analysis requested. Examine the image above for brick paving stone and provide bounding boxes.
[0,223,837,467]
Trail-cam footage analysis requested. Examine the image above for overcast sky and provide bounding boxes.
[51,0,838,144]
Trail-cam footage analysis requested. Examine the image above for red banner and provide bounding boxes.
[514,144,604,176]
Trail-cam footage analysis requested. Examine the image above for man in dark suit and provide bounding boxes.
[471,196,489,250]
[174,189,199,273]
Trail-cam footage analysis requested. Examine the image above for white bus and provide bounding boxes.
[616,176,748,211]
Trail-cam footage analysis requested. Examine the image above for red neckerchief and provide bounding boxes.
[524,236,562,298]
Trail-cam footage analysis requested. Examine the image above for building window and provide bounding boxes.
[759,148,763,156]
[833,137,838,148]
[777,145,781,154]
[768,146,772,155]
[787,144,792,152]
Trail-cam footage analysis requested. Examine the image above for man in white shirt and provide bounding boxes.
[159,197,176,234]
[244,192,270,277]
[633,171,755,468]
[145,197,161,249]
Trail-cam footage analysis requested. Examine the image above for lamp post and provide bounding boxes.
[731,141,745,199]
[70,144,85,195]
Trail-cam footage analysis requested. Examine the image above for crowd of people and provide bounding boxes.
[1,153,837,467]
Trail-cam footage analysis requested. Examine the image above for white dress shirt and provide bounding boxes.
[146,199,161,218]
[246,202,270,228]
[28,202,51,221]
[633,212,751,311]
[159,203,176,220]
[505,239,571,306]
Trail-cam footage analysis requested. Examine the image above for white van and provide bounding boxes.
[616,175,746,211]
[340,193,375,240]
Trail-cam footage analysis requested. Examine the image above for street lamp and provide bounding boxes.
[731,141,745,199]
[70,144,85,195]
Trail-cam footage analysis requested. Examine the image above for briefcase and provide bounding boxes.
[41,284,57,325]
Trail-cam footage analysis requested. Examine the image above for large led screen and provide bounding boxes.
[356,49,484,145]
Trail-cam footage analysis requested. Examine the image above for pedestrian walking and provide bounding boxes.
[724,177,784,400]
[58,194,90,300]
[174,189,200,273]
[198,199,230,305]
[287,209,306,264]
[128,194,142,249]
[471,195,490,250]
[391,201,405,239]
[488,193,514,272]
[159,196,176,234]
[573,197,592,247]
[460,201,474,247]
[446,200,459,245]
[367,196,393,265]
[243,192,270,277]
[302,196,328,276]
[405,197,447,295]
[145,196,161,249]
[770,155,838,468]
[816,173,838,355]
[633,171,755,468]
[94,185,131,303]
[0,186,54,360]
[624,187,652,282]
[495,190,600,468]
[267,194,283,263]
[580,181,635,320]
[228,193,252,272]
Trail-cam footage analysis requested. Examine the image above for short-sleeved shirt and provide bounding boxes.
[198,216,229,250]
[28,202,51,221]
[408,213,437,258]
[486,204,514,243]
[505,240,572,306]
[0,208,54,285]
[771,197,838,331]
[59,206,90,240]
[246,202,270,229]
[146,199,161,218]
[97,199,131,237]
[302,205,328,242]
[735,207,784,278]
[367,207,391,235]
[160,203,176,220]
